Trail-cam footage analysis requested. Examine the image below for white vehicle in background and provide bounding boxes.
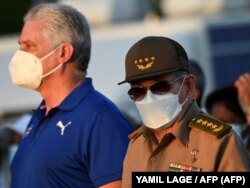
[0,0,250,125]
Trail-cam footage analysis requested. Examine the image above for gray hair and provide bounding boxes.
[24,3,91,74]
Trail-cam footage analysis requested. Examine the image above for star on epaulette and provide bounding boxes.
[188,115,232,138]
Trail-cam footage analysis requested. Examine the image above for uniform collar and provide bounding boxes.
[171,101,201,147]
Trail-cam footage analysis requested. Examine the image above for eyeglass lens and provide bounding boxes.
[128,81,172,101]
[128,75,185,101]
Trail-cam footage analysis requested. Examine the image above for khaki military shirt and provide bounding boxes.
[122,102,250,188]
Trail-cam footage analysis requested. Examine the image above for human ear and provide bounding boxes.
[186,74,196,99]
[58,43,74,63]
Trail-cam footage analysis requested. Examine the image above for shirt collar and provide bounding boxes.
[36,77,94,112]
[172,101,201,147]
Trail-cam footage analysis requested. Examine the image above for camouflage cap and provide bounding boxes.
[118,36,190,84]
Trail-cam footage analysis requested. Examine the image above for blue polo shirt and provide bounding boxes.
[10,78,133,188]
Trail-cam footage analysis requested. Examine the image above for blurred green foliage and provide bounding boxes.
[0,0,33,35]
[0,0,57,35]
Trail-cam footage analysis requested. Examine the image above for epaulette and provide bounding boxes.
[129,127,143,142]
[188,114,232,139]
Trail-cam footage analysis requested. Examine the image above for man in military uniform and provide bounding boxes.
[118,36,250,188]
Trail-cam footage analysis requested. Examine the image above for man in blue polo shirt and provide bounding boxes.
[8,3,133,188]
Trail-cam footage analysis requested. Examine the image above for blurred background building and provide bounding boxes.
[1,0,250,126]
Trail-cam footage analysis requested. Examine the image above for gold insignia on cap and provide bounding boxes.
[189,115,232,138]
[134,56,155,70]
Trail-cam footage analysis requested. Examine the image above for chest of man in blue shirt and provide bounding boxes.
[11,78,133,188]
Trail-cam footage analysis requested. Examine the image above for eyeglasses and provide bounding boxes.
[128,75,185,101]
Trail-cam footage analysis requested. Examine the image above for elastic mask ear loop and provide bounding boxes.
[42,63,63,78]
[40,45,63,78]
[177,75,189,106]
[40,45,61,62]
[177,75,186,96]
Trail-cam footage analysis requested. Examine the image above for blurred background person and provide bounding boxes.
[235,72,250,125]
[0,114,31,188]
[205,86,250,153]
[189,59,206,108]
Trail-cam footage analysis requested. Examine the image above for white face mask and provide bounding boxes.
[9,46,62,90]
[135,76,187,129]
